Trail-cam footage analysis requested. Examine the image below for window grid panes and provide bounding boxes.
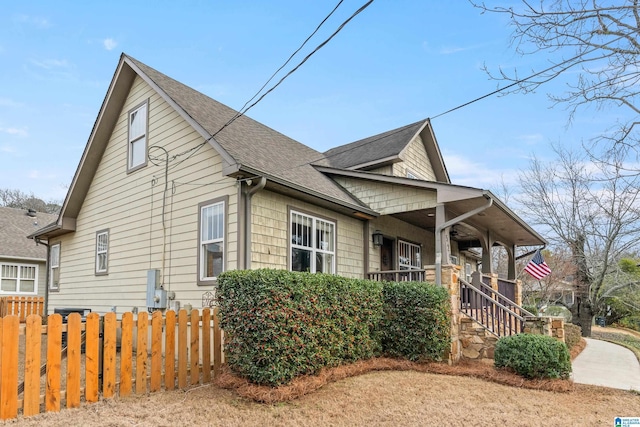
[96,231,108,273]
[398,240,421,270]
[128,103,147,169]
[200,202,224,280]
[291,211,335,274]
[0,263,37,294]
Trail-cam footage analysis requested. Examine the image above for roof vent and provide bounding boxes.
[27,209,37,217]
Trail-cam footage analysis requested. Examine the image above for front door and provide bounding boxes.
[380,237,394,271]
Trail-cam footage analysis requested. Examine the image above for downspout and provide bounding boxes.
[35,237,50,316]
[435,195,493,286]
[243,177,266,270]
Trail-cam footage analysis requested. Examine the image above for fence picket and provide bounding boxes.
[0,315,18,419]
[150,311,162,392]
[190,310,200,385]
[119,312,133,397]
[23,315,41,417]
[136,312,148,395]
[178,310,187,389]
[102,313,117,398]
[45,314,62,412]
[164,310,176,391]
[66,313,81,408]
[202,308,211,383]
[85,313,99,403]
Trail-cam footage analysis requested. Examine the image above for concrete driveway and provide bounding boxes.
[572,338,640,391]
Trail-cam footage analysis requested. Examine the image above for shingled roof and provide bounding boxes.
[323,120,427,169]
[127,56,364,209]
[0,207,56,260]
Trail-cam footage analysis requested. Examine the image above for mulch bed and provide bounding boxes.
[215,345,582,404]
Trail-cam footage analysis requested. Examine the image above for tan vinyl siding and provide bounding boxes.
[251,190,364,278]
[367,165,393,175]
[48,76,238,314]
[367,216,435,273]
[333,177,436,215]
[393,135,436,180]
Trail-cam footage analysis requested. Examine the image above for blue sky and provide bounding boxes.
[0,1,617,202]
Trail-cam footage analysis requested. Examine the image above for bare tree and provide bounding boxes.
[0,188,61,214]
[517,145,640,336]
[472,1,640,168]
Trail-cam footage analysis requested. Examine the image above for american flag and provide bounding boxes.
[524,250,551,280]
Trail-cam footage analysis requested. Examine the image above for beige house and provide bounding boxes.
[32,54,545,316]
[0,207,56,299]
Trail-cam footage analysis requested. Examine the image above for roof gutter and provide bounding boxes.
[435,195,493,286]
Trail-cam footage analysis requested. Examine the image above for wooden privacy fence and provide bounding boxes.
[0,296,44,322]
[0,308,223,420]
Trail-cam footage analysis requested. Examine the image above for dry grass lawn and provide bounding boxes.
[7,359,640,426]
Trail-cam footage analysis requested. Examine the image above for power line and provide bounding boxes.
[165,0,374,170]
[431,36,624,119]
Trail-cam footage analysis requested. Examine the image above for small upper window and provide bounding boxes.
[406,170,419,179]
[95,230,109,275]
[49,244,60,291]
[128,101,148,171]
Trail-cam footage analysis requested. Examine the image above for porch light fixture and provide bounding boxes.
[372,230,384,247]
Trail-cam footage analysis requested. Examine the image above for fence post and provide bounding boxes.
[202,308,211,383]
[190,310,200,386]
[213,307,221,378]
[0,315,18,419]
[164,310,176,391]
[136,312,148,395]
[119,312,133,397]
[85,313,100,403]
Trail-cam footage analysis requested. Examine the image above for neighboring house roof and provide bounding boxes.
[0,207,56,260]
[322,119,450,183]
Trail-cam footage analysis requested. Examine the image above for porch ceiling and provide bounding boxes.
[391,196,545,248]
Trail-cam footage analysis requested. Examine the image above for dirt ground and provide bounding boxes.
[6,365,640,426]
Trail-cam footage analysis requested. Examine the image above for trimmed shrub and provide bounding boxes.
[494,333,571,379]
[523,305,538,316]
[564,323,582,350]
[217,269,383,386]
[380,281,451,362]
[618,316,640,332]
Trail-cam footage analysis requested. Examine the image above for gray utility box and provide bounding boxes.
[146,269,167,309]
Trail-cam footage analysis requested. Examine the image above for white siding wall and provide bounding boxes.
[251,190,365,278]
[48,76,238,314]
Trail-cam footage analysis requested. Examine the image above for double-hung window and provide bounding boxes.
[199,200,225,282]
[290,210,335,274]
[95,230,109,275]
[398,240,421,270]
[49,243,60,291]
[0,263,37,294]
[128,101,148,171]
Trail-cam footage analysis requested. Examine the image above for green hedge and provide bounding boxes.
[217,270,383,386]
[564,323,582,350]
[494,333,571,379]
[380,281,451,361]
[217,270,451,386]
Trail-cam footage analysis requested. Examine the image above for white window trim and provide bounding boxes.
[290,210,336,274]
[95,229,109,275]
[49,243,60,291]
[127,100,148,172]
[398,240,422,270]
[199,199,226,282]
[0,262,38,295]
[465,262,472,282]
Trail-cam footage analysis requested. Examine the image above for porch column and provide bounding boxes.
[507,244,516,280]
[434,203,450,286]
[480,230,493,275]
